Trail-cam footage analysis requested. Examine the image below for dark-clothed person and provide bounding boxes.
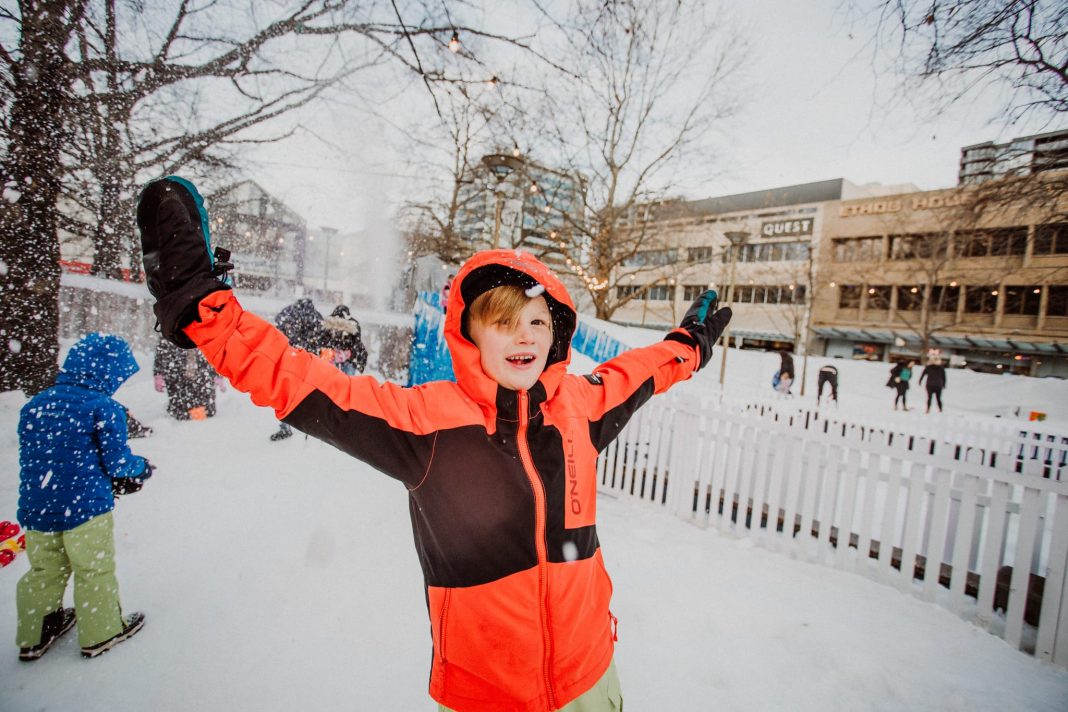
[817,364,838,404]
[321,305,368,375]
[154,336,217,420]
[919,361,948,413]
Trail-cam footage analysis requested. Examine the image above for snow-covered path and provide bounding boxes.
[2,361,1067,711]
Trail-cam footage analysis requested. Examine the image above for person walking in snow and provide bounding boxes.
[269,297,323,440]
[15,333,150,661]
[320,305,368,375]
[154,335,219,420]
[919,358,948,413]
[816,364,838,405]
[137,176,732,712]
[888,359,914,411]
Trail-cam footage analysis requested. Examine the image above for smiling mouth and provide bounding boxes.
[506,354,536,365]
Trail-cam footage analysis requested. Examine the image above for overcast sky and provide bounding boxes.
[242,0,1062,234]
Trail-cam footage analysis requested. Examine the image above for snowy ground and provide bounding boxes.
[3,344,1068,711]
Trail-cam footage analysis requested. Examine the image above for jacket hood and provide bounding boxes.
[445,250,577,409]
[56,332,139,395]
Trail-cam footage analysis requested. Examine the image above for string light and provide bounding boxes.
[448,31,460,53]
[487,76,499,88]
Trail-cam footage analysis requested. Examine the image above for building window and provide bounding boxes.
[792,285,807,304]
[751,286,766,304]
[765,286,781,304]
[1034,223,1068,255]
[989,227,1028,256]
[616,285,643,299]
[896,286,923,311]
[929,285,960,312]
[958,227,1028,257]
[687,246,716,262]
[1002,285,1042,315]
[866,285,892,310]
[1048,286,1068,316]
[682,284,707,301]
[838,285,861,308]
[646,284,674,301]
[964,285,998,314]
[622,249,678,267]
[832,236,882,261]
[890,233,945,259]
[734,285,753,303]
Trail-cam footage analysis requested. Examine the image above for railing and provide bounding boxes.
[597,390,1068,668]
[722,398,1068,481]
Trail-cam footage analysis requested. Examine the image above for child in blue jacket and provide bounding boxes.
[16,332,152,661]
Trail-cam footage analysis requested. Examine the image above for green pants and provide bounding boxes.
[16,512,125,649]
[439,659,623,712]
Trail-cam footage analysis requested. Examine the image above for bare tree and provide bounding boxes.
[0,0,534,393]
[396,82,516,265]
[865,0,1067,123]
[528,0,747,320]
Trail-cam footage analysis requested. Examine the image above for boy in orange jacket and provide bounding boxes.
[137,176,730,711]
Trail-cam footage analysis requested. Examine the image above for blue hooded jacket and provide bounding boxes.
[18,333,149,532]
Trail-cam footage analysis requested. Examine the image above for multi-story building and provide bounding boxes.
[813,177,1068,376]
[454,154,586,270]
[959,128,1068,185]
[207,180,308,294]
[609,179,912,352]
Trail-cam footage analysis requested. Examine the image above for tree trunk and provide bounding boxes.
[0,2,81,394]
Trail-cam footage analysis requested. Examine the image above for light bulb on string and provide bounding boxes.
[448,32,460,53]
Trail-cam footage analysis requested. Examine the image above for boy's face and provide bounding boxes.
[469,296,553,392]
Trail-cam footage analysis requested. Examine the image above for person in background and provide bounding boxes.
[816,364,838,405]
[269,297,323,441]
[154,335,219,420]
[919,358,948,413]
[888,359,914,411]
[321,305,368,375]
[15,333,150,661]
[778,350,795,383]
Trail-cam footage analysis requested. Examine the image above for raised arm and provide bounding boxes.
[576,291,731,450]
[136,176,444,486]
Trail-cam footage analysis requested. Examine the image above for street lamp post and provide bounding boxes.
[481,153,524,249]
[719,230,749,387]
[320,226,338,293]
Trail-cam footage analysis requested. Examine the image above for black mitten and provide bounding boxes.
[664,290,732,370]
[112,460,154,497]
[137,177,233,348]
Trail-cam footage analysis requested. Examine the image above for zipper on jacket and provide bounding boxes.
[516,390,557,710]
[437,589,451,663]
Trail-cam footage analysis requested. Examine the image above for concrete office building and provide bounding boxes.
[609,179,911,352]
[813,176,1068,376]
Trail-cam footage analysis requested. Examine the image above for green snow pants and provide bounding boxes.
[438,659,623,711]
[16,512,125,649]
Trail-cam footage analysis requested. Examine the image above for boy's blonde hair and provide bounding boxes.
[466,285,553,338]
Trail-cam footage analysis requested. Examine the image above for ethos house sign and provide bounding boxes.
[760,218,814,238]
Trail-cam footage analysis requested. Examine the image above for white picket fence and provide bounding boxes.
[726,398,1068,481]
[597,392,1068,669]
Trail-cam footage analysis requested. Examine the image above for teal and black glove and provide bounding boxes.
[137,177,233,348]
[664,290,732,371]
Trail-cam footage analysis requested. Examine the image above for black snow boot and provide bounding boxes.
[19,607,76,661]
[81,612,145,659]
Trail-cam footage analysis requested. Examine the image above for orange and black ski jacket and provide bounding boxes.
[184,250,700,711]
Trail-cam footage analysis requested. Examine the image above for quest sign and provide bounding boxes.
[760,218,814,238]
[838,192,973,218]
